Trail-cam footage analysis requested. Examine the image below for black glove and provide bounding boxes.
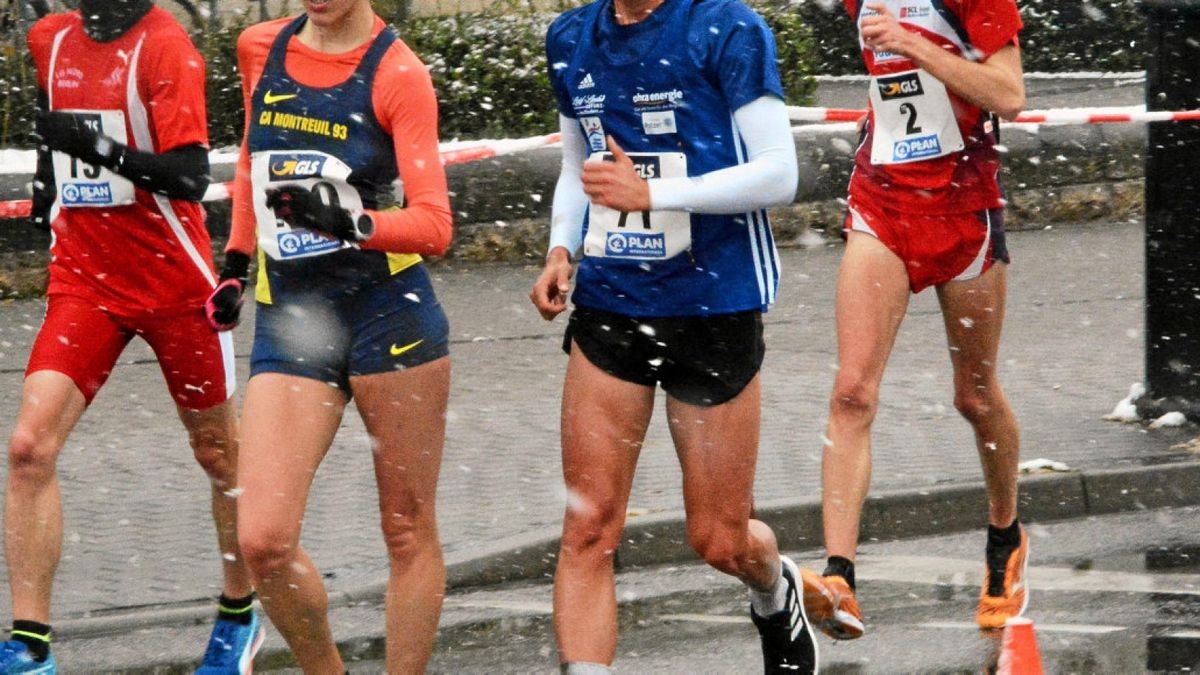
[204,251,250,331]
[35,110,124,170]
[265,185,374,242]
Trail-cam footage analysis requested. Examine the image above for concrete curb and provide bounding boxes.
[50,456,1200,642]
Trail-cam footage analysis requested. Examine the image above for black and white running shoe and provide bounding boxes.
[751,555,819,674]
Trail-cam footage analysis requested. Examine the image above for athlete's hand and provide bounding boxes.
[861,4,918,58]
[265,186,374,243]
[530,246,574,321]
[205,251,250,331]
[35,110,121,169]
[582,136,651,213]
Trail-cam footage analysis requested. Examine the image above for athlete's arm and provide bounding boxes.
[583,96,798,215]
[225,26,271,258]
[648,96,798,213]
[530,113,586,321]
[361,45,453,256]
[548,114,588,258]
[31,88,55,230]
[860,3,1025,120]
[34,110,211,201]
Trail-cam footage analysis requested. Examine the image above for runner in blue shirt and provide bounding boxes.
[530,0,820,671]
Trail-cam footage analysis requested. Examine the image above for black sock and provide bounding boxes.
[10,620,51,662]
[985,519,1022,595]
[823,556,856,590]
[987,518,1022,551]
[217,593,255,625]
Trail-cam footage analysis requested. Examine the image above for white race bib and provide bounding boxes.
[250,150,364,261]
[52,110,136,208]
[583,152,690,260]
[868,69,964,165]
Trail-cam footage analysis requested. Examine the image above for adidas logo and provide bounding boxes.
[578,73,595,90]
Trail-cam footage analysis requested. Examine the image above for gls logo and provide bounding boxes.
[876,72,924,100]
[269,154,327,181]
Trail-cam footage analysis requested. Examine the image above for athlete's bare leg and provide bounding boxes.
[554,345,654,667]
[177,400,254,599]
[351,357,450,675]
[5,371,87,622]
[822,232,912,560]
[668,375,780,590]
[237,373,346,673]
[936,263,1019,527]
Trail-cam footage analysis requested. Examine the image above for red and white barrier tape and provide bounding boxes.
[0,132,564,220]
[787,104,1200,125]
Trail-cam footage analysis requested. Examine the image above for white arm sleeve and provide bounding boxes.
[648,96,798,214]
[547,114,589,257]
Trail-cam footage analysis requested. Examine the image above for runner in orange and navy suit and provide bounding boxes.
[202,0,453,671]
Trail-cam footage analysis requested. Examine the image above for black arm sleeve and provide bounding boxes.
[112,143,211,202]
[31,89,56,230]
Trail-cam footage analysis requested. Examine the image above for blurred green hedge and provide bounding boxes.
[1,0,815,148]
[0,0,1152,151]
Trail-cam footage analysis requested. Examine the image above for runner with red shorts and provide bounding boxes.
[1,2,260,673]
[804,0,1030,640]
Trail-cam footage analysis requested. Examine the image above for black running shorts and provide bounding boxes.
[563,306,765,407]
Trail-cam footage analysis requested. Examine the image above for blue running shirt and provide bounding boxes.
[547,0,786,317]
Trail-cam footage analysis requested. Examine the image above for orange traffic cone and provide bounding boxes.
[997,616,1044,675]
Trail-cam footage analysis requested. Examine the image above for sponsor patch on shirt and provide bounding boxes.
[276,229,341,258]
[581,116,606,152]
[892,133,942,161]
[641,110,677,135]
[605,230,666,258]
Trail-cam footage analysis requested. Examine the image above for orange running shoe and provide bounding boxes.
[801,568,865,640]
[976,524,1030,629]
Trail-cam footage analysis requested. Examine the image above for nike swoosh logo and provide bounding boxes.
[390,340,424,357]
[263,91,298,105]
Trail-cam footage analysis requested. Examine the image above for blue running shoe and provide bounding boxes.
[0,641,55,674]
[195,611,264,675]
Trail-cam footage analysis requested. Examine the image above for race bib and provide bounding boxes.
[868,69,965,165]
[583,152,690,260]
[52,110,136,208]
[250,150,364,260]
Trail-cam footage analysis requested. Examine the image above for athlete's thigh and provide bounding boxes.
[12,371,88,459]
[175,398,238,451]
[26,294,131,405]
[936,260,1009,381]
[835,231,912,386]
[236,373,347,540]
[346,265,450,378]
[136,308,236,411]
[349,357,450,516]
[560,344,655,511]
[667,375,761,521]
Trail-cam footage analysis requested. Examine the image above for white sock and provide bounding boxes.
[749,557,788,616]
[562,663,614,674]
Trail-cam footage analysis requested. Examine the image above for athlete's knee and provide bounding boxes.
[7,426,59,485]
[686,518,750,576]
[829,372,880,422]
[559,496,625,563]
[954,383,1004,425]
[238,526,298,579]
[189,428,237,483]
[380,510,436,571]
